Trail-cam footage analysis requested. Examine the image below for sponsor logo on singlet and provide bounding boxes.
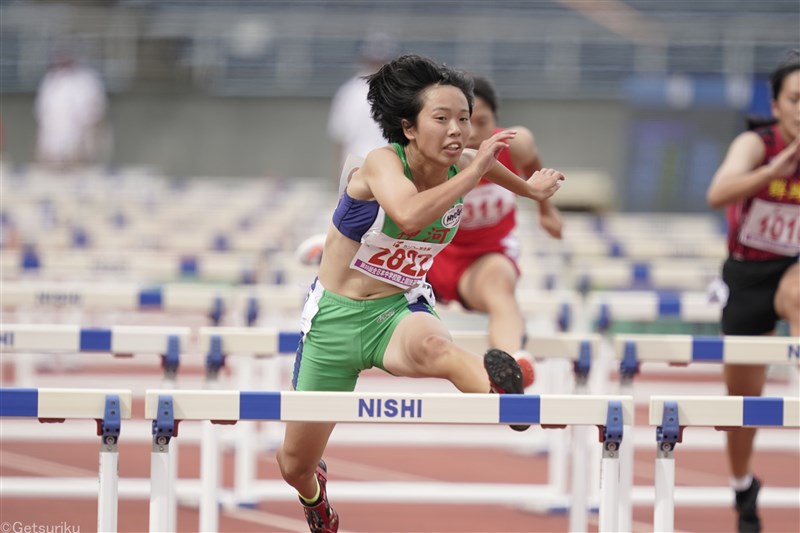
[441,204,463,229]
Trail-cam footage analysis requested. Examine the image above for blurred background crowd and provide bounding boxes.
[0,0,798,212]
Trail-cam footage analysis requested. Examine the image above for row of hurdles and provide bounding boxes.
[1,280,730,332]
[4,170,726,260]
[1,387,797,533]
[1,249,724,292]
[1,323,797,532]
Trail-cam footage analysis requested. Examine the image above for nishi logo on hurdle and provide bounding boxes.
[143,390,634,533]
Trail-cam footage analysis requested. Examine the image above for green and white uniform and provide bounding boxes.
[293,144,463,391]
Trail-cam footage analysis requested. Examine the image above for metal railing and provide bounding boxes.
[1,1,797,98]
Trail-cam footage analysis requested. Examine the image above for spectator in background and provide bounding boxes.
[706,51,799,533]
[34,43,109,171]
[293,34,398,265]
[327,33,398,174]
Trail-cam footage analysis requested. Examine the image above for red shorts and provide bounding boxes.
[427,237,520,307]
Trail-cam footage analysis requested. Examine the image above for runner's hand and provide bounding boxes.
[527,168,565,201]
[470,129,517,178]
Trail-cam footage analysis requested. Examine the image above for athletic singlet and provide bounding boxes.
[452,128,518,245]
[332,143,463,289]
[726,125,800,260]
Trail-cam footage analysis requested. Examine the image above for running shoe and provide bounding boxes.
[516,355,535,388]
[735,477,761,533]
[301,459,339,533]
[484,348,529,431]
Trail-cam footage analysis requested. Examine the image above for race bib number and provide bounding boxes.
[350,231,446,289]
[739,199,800,256]
[460,183,515,229]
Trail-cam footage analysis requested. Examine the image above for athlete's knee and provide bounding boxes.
[775,267,800,323]
[276,445,316,487]
[409,333,453,370]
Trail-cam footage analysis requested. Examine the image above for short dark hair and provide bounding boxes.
[770,49,800,101]
[471,75,499,117]
[365,54,474,145]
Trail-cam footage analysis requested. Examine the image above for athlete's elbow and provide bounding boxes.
[395,218,424,235]
[386,208,423,235]
[706,189,724,209]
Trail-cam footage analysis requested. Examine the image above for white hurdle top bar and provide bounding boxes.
[1,281,233,313]
[145,390,633,426]
[649,395,800,428]
[615,335,800,365]
[0,324,190,354]
[588,291,721,323]
[197,327,602,361]
[0,388,133,419]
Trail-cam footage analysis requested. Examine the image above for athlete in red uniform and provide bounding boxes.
[706,51,800,533]
[426,75,563,386]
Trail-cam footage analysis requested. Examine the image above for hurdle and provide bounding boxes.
[0,248,262,284]
[588,290,721,332]
[144,389,633,533]
[489,288,578,332]
[4,172,333,257]
[1,281,236,326]
[612,334,800,532]
[0,323,190,388]
[0,323,191,531]
[650,395,800,532]
[0,387,133,532]
[195,327,602,518]
[574,260,722,294]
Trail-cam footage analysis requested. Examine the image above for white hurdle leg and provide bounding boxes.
[654,400,679,533]
[617,379,635,532]
[149,438,172,532]
[568,368,591,532]
[598,447,620,533]
[98,441,119,532]
[654,447,676,532]
[97,394,122,533]
[568,424,589,532]
[200,420,221,532]
[200,344,226,532]
[546,359,571,500]
[150,394,176,533]
[598,400,623,533]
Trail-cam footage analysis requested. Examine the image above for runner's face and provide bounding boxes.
[773,70,800,142]
[468,97,496,149]
[405,85,471,165]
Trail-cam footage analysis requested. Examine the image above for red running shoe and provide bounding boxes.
[484,349,530,431]
[301,459,339,533]
[516,356,535,389]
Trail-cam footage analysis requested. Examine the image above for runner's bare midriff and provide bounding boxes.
[317,226,408,300]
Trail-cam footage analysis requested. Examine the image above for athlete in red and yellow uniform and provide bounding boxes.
[706,52,800,533]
